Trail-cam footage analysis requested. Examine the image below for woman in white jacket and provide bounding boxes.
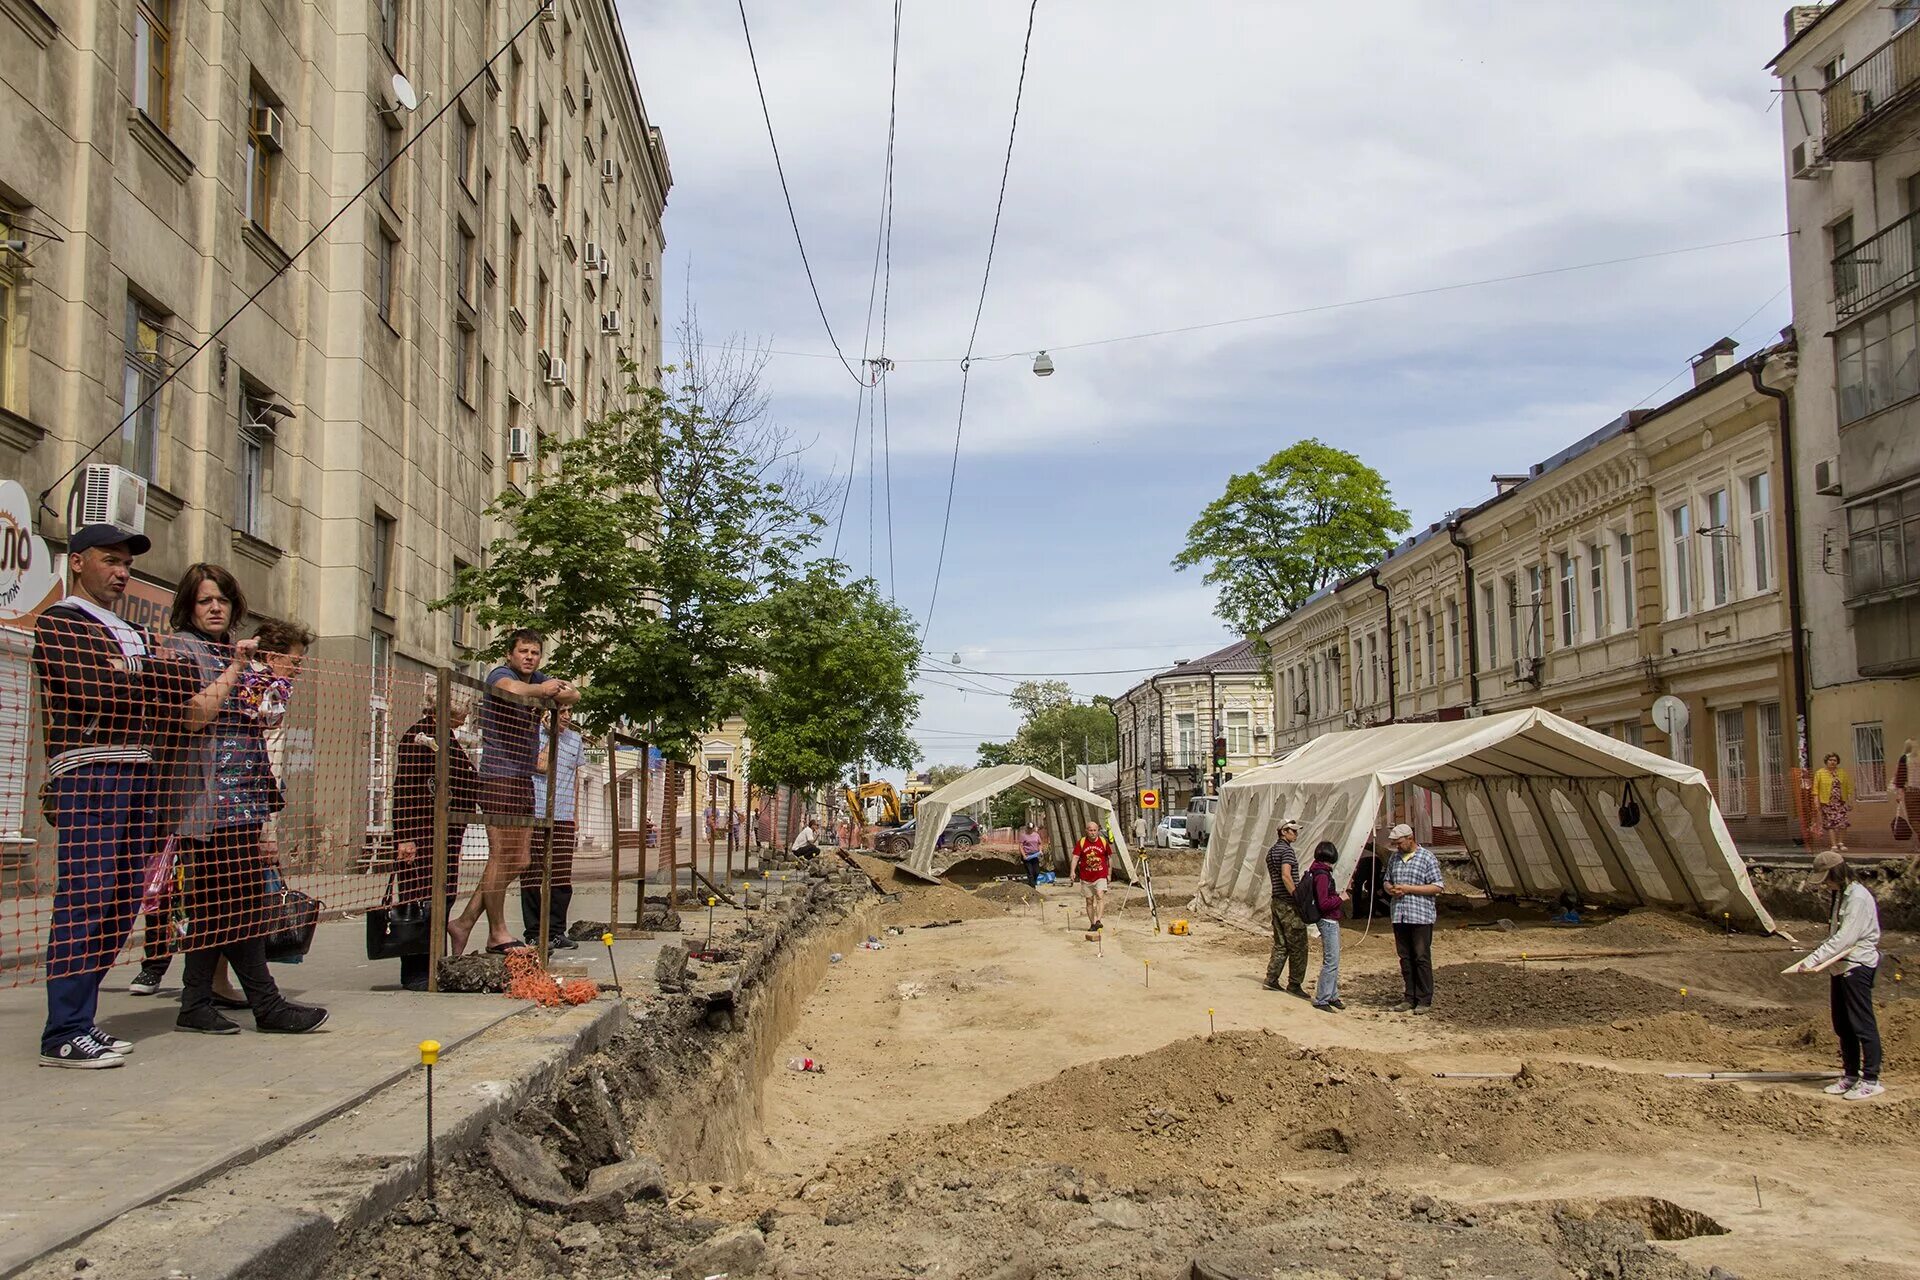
[1784,849,1884,1100]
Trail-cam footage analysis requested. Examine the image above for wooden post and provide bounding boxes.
[427,668,452,993]
[680,763,697,908]
[705,773,718,888]
[605,732,622,928]
[725,777,737,878]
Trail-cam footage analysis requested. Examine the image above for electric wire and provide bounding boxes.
[1631,283,1790,410]
[920,0,1041,645]
[919,661,1172,677]
[735,0,878,387]
[38,1,554,521]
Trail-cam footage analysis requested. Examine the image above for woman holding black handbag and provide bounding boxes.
[386,694,481,991]
[162,565,327,1035]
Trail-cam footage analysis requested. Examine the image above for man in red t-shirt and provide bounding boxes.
[1071,820,1113,932]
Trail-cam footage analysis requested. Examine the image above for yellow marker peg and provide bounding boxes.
[419,1039,441,1066]
[1208,1007,1216,1035]
[601,932,615,947]
[708,896,717,907]
[1679,987,1688,997]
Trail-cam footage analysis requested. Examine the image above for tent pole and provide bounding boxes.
[1632,780,1712,915]
[1519,774,1600,905]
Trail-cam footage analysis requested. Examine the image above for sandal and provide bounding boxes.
[485,940,531,955]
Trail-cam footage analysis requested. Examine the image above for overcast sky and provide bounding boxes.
[614,0,1796,767]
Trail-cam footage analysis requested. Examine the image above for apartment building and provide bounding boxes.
[0,0,669,850]
[1113,638,1275,834]
[1771,1,1920,820]
[1260,340,1803,846]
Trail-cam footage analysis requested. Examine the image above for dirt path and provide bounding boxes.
[756,885,1920,1279]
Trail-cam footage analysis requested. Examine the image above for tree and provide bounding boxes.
[1008,679,1072,718]
[923,764,972,788]
[973,686,1121,827]
[1173,438,1410,636]
[438,349,823,760]
[744,563,922,793]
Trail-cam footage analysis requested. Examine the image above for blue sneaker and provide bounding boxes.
[40,1032,126,1069]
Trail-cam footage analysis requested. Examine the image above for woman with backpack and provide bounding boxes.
[1300,841,1346,1011]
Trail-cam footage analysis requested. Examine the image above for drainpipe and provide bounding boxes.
[1368,568,1398,722]
[1749,355,1811,778]
[1208,669,1219,795]
[1150,673,1166,798]
[1448,517,1480,710]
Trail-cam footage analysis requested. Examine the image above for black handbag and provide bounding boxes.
[366,875,434,960]
[263,883,321,961]
[1617,780,1642,829]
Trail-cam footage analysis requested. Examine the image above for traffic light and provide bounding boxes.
[1212,736,1228,770]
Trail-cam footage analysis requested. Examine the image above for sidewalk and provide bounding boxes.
[0,911,664,1276]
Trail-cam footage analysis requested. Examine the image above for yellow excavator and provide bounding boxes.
[845,779,906,828]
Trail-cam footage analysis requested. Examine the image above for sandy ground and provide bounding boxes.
[748,867,1920,1280]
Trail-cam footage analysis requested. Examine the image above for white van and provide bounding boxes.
[1185,795,1218,845]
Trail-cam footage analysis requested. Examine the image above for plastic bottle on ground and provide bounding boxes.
[787,1057,824,1073]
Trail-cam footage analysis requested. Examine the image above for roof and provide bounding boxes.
[1116,637,1264,704]
[1769,2,1844,69]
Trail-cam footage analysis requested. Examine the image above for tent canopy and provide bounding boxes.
[898,763,1137,884]
[1195,708,1774,932]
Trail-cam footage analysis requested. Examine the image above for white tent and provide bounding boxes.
[1195,708,1774,932]
[898,763,1137,884]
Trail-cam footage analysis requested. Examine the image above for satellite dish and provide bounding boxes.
[1651,694,1689,738]
[390,72,420,113]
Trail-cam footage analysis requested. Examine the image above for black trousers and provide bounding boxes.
[1023,854,1040,887]
[399,895,459,988]
[1393,922,1435,1007]
[1831,964,1882,1081]
[179,826,287,1018]
[519,820,577,942]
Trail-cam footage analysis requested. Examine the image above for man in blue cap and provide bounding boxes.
[33,525,189,1067]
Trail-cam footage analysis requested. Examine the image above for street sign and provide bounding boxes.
[1139,789,1159,810]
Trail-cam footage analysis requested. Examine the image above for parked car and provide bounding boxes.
[879,812,983,857]
[1184,796,1219,845]
[1156,814,1192,848]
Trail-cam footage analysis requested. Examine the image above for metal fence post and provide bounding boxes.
[536,704,563,967]
[605,731,622,929]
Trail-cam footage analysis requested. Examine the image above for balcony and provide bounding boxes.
[1822,20,1920,160]
[1833,208,1920,321]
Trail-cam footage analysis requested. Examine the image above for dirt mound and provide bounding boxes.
[973,880,1041,905]
[1772,995,1920,1060]
[1352,960,1784,1029]
[1476,1010,1807,1067]
[1578,908,1733,948]
[854,1031,1919,1194]
[846,852,1008,927]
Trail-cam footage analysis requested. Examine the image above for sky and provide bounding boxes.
[612,0,1797,767]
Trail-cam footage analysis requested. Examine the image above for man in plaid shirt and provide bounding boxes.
[1383,822,1444,1012]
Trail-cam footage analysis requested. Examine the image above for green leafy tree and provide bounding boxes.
[438,354,823,760]
[922,763,972,788]
[744,563,922,792]
[1173,438,1410,636]
[1007,679,1072,718]
[975,691,1120,828]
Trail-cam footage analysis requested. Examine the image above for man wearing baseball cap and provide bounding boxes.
[1782,850,1885,1100]
[1382,822,1444,1013]
[33,525,190,1068]
[1262,818,1309,997]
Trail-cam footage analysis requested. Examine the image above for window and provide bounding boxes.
[235,392,275,540]
[1830,215,1856,300]
[1480,582,1497,668]
[0,208,16,410]
[376,225,398,324]
[1586,542,1605,637]
[536,269,551,347]
[368,628,394,832]
[1668,503,1694,616]
[1225,711,1250,756]
[451,559,472,648]
[1505,574,1520,666]
[371,512,396,613]
[1622,720,1645,750]
[1366,632,1379,705]
[1526,565,1544,659]
[455,321,475,406]
[133,0,174,128]
[1401,619,1413,691]
[244,85,281,234]
[376,119,402,202]
[456,224,476,303]
[1617,531,1635,631]
[1716,708,1747,817]
[1844,484,1920,598]
[1746,473,1773,593]
[1705,488,1732,607]
[507,220,523,311]
[535,109,550,182]
[1446,598,1461,678]
[1835,297,1920,426]
[1557,552,1579,647]
[1422,609,1436,686]
[121,296,167,479]
[1821,54,1846,85]
[377,0,401,63]
[509,51,524,125]
[1854,723,1888,796]
[1176,713,1196,768]
[456,110,477,193]
[1758,703,1785,816]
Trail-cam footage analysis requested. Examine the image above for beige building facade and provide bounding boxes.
[1261,341,1804,848]
[1770,1,1920,829]
[1113,639,1275,836]
[0,0,669,850]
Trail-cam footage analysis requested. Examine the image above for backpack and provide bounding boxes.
[1293,863,1322,925]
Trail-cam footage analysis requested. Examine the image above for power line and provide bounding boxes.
[39,2,553,521]
[921,0,1041,645]
[735,0,878,387]
[1631,283,1789,410]
[921,662,1171,677]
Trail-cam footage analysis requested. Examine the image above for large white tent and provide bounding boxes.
[1195,708,1775,932]
[897,764,1137,884]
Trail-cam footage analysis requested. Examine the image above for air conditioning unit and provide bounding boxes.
[543,356,568,387]
[599,309,621,334]
[250,105,287,153]
[1791,136,1830,180]
[582,242,601,273]
[596,251,610,278]
[601,158,617,183]
[1343,710,1359,729]
[1813,456,1842,496]
[1512,656,1542,686]
[582,79,593,108]
[76,464,149,534]
[642,261,653,282]
[507,425,532,461]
